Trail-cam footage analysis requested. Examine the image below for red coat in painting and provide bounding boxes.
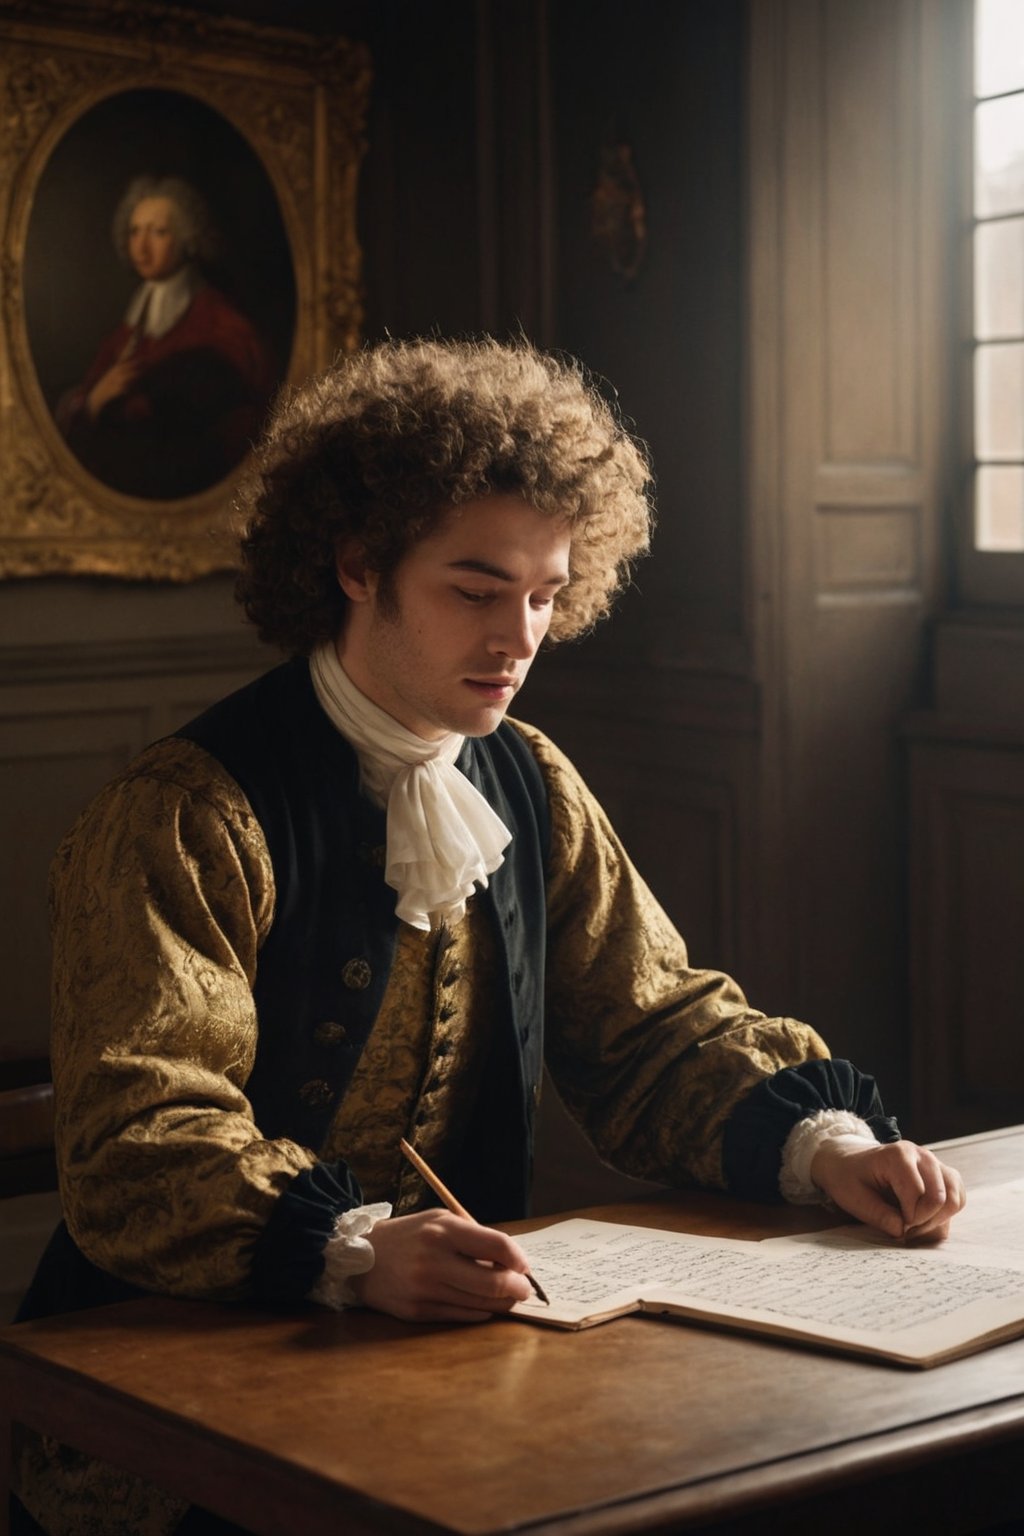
[58,283,277,501]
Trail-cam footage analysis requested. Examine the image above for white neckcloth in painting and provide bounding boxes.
[124,265,199,341]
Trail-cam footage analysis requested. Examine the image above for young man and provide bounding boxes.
[15,337,962,1535]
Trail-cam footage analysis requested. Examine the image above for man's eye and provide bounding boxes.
[531,595,554,610]
[456,589,491,604]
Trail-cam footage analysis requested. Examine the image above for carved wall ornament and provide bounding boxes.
[0,0,371,580]
[590,137,648,283]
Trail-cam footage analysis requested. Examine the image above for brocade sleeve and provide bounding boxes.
[49,737,323,1300]
[518,723,853,1192]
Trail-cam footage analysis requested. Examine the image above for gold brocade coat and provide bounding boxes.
[18,716,829,1536]
[47,720,827,1301]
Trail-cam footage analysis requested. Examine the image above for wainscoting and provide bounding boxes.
[0,630,270,1068]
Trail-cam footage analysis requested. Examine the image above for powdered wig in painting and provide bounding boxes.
[112,175,219,266]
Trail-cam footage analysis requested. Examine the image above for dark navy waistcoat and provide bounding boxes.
[176,659,550,1221]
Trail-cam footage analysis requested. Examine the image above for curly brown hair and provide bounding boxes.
[235,336,653,654]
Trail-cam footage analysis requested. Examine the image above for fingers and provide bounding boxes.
[455,1221,532,1274]
[905,1219,951,1245]
[811,1138,966,1241]
[872,1145,965,1237]
[356,1210,534,1323]
[87,362,139,417]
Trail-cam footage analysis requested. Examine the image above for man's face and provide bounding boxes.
[336,494,571,741]
[128,197,182,282]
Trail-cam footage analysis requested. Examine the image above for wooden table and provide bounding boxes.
[3,1126,1024,1536]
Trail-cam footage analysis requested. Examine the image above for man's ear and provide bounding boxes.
[335,539,376,603]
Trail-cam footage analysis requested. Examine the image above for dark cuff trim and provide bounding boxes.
[721,1058,900,1204]
[250,1159,364,1304]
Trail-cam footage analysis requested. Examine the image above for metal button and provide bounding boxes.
[314,1021,347,1047]
[298,1078,333,1109]
[342,958,372,990]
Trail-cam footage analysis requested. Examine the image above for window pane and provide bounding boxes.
[975,341,1024,458]
[975,95,1024,217]
[975,217,1024,337]
[976,0,1024,98]
[976,464,1024,550]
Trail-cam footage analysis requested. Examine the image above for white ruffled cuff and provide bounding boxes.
[308,1201,392,1310]
[779,1109,877,1205]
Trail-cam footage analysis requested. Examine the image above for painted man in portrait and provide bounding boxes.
[56,174,277,501]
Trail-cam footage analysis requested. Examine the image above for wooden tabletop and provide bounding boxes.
[3,1126,1024,1536]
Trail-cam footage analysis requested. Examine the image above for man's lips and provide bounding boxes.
[464,676,517,697]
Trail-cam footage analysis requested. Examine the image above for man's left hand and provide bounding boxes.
[809,1137,966,1241]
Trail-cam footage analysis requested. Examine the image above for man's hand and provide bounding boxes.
[349,1209,533,1322]
[87,358,139,418]
[810,1136,966,1241]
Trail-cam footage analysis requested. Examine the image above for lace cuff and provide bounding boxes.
[779,1109,877,1205]
[308,1201,393,1310]
[721,1058,900,1202]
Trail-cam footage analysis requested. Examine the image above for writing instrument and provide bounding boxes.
[399,1136,550,1305]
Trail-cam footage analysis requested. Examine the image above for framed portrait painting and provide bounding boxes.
[0,0,370,579]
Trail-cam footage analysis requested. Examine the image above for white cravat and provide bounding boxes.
[309,641,512,931]
[124,264,198,340]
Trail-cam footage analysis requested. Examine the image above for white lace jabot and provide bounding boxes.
[309,641,512,931]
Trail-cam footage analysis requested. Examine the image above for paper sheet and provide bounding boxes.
[515,1211,1024,1362]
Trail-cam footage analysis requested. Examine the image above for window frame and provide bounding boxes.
[958,0,1024,605]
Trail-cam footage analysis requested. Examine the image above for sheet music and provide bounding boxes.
[765,1177,1024,1270]
[519,1218,1023,1327]
[515,1215,1024,1359]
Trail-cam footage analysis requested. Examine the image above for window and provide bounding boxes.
[964,0,1024,600]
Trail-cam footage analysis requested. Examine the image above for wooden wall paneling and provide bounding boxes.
[748,0,949,1115]
[521,686,755,1213]
[547,0,747,674]
[474,0,553,342]
[909,732,1024,1138]
[561,748,740,976]
[518,674,753,977]
[0,694,149,1063]
[357,0,483,339]
[0,654,270,1066]
[746,0,791,1013]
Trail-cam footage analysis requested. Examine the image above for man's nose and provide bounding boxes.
[488,606,538,661]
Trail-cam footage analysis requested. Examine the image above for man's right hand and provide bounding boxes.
[87,358,139,418]
[350,1209,533,1322]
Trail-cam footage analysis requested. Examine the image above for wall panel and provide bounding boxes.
[520,674,755,1211]
[749,0,951,1114]
[0,647,269,1065]
[822,0,918,464]
[909,732,1024,1137]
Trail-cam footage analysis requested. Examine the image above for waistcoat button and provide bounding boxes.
[342,958,372,989]
[314,1020,347,1046]
[298,1078,334,1109]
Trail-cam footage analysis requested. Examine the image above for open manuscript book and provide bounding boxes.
[512,1179,1024,1368]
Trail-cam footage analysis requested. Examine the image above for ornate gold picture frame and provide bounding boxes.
[0,1,370,579]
